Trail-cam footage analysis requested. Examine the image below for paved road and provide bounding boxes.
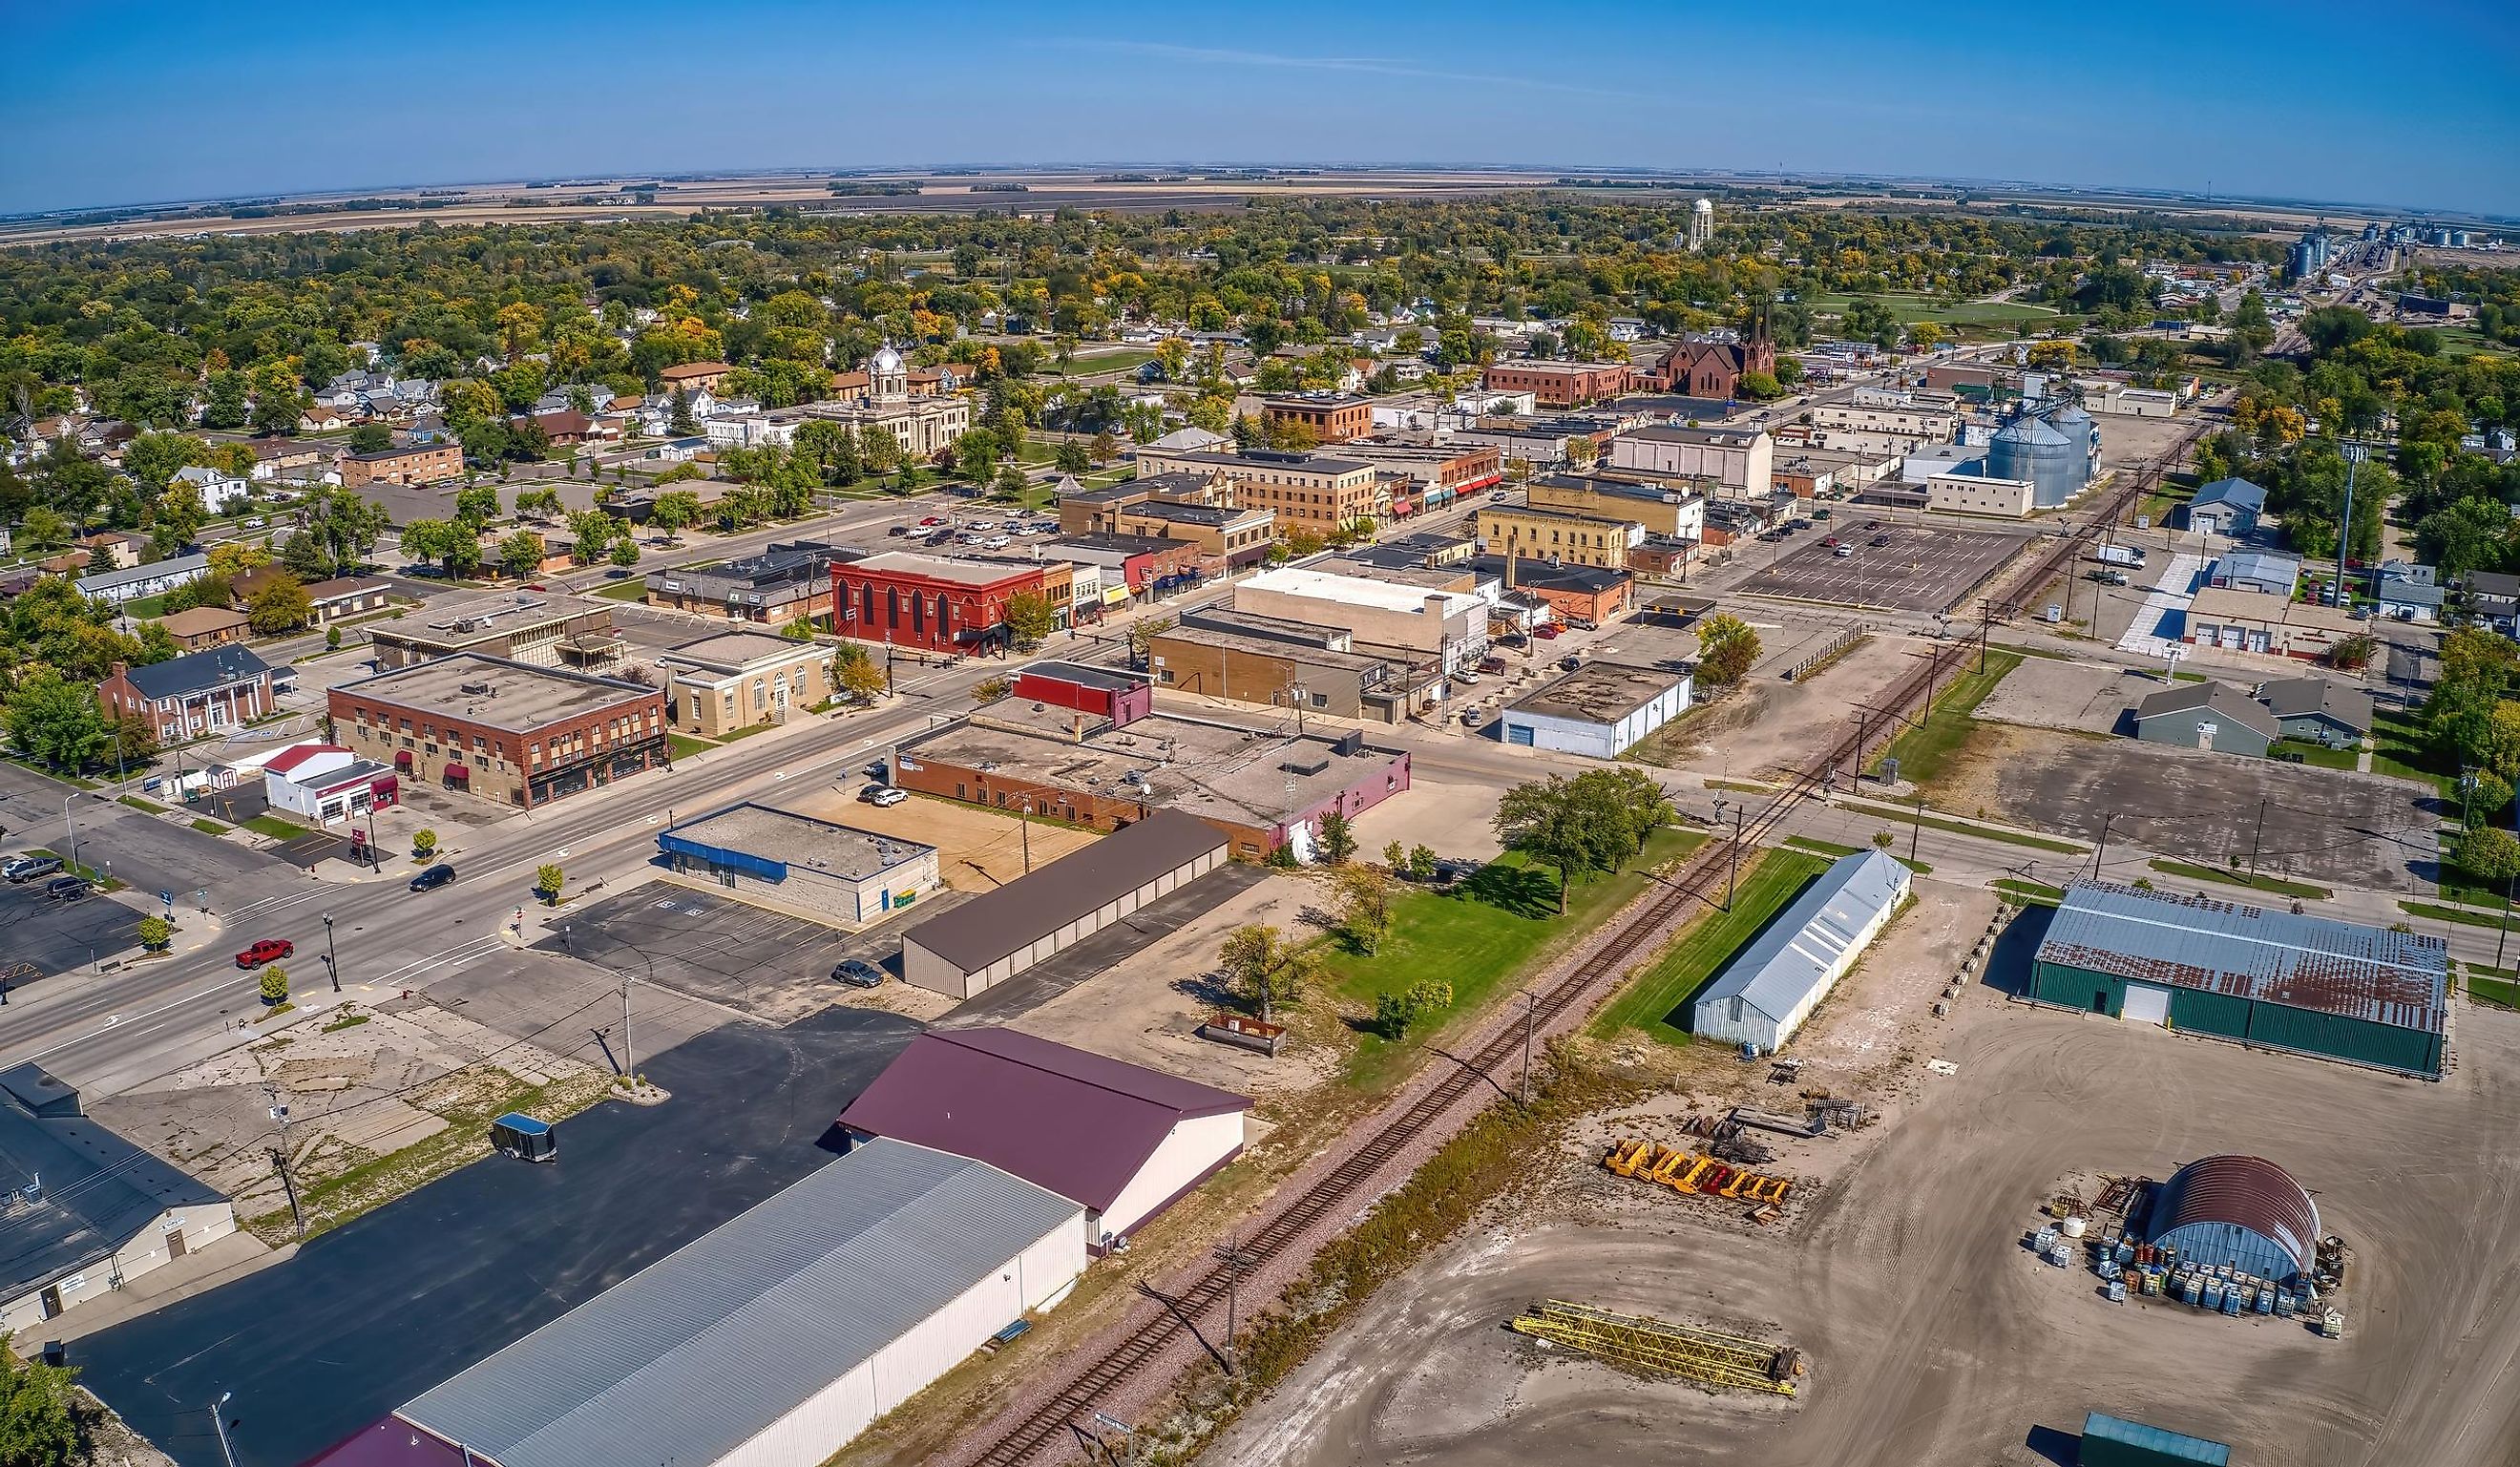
[72,1005,923,1467]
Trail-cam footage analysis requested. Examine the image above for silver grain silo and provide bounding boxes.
[2046,402,2099,493]
[1987,412,2079,509]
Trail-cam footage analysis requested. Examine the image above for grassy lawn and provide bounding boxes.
[1803,291,2076,327]
[1591,849,1830,1045]
[1871,649,2023,789]
[2268,738,2360,771]
[1837,799,2088,853]
[241,813,309,840]
[1994,878,2068,907]
[122,593,171,619]
[589,579,649,601]
[117,794,167,813]
[191,817,232,835]
[715,722,773,743]
[2147,858,2332,900]
[1324,828,1704,1090]
[2370,708,2456,798]
[1704,778,1777,795]
[2404,900,2512,930]
[1033,347,1158,378]
[668,733,719,760]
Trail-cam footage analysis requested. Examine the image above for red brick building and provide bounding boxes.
[1644,336,1777,399]
[1012,660,1153,727]
[328,654,665,809]
[830,551,1046,656]
[1480,360,1633,409]
[1259,394,1373,444]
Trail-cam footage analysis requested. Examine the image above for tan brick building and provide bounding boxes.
[342,443,465,489]
[1479,360,1633,408]
[655,632,834,737]
[1124,448,1378,534]
[1258,393,1373,444]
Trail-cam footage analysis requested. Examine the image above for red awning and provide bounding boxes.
[393,750,412,769]
[444,763,469,779]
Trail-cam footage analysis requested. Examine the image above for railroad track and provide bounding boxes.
[1989,415,2219,620]
[958,633,1984,1467]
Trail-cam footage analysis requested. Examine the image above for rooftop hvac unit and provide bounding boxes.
[1280,754,1332,777]
[1333,731,1365,757]
[459,681,493,696]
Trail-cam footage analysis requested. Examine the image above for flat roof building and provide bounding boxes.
[1607,423,1775,498]
[1501,660,1693,758]
[660,802,937,927]
[839,1028,1250,1248]
[368,591,623,674]
[896,808,1228,997]
[1480,359,1634,408]
[1125,446,1381,534]
[329,654,665,808]
[1234,564,1486,671]
[654,630,833,738]
[830,551,1046,656]
[1692,849,1911,1052]
[2031,882,2447,1077]
[1474,503,1646,571]
[643,539,850,623]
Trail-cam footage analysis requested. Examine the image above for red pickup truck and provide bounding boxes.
[234,938,294,970]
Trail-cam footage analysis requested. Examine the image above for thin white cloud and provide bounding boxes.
[1058,39,1654,103]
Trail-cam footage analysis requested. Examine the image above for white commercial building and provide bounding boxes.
[1926,470,2038,517]
[1692,849,1911,1052]
[1234,565,1487,671]
[1606,424,1775,498]
[363,1140,1085,1467]
[1500,661,1693,758]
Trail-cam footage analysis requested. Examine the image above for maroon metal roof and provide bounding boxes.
[2150,1154,2319,1275]
[836,1028,1249,1214]
[296,1415,475,1467]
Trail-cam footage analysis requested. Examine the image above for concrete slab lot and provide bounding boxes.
[1941,729,2430,890]
[1738,524,2023,614]
[1209,987,2520,1467]
[73,1006,923,1467]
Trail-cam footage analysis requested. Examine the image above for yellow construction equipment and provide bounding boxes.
[1719,1167,1754,1199]
[1605,1139,1652,1176]
[1507,1300,1799,1395]
[1671,1156,1719,1193]
[1645,1147,1693,1185]
[1602,1138,1796,1212]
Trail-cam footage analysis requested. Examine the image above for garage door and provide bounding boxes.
[2121,981,2173,1026]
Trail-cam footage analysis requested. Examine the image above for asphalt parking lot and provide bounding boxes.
[545,881,951,1024]
[0,880,147,988]
[1738,522,2026,614]
[0,764,304,916]
[74,1004,924,1467]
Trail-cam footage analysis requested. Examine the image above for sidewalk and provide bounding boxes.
[14,1232,288,1352]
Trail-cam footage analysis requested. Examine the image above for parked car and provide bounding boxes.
[862,760,889,779]
[1835,545,1854,557]
[1869,534,1891,547]
[889,525,914,536]
[831,959,887,989]
[234,938,295,970]
[1460,708,1485,727]
[44,874,89,902]
[1453,670,1481,686]
[861,785,909,807]
[1820,535,1840,548]
[1479,656,1508,674]
[918,515,945,527]
[410,863,457,892]
[1533,624,1562,640]
[3,854,62,883]
[1559,655,1584,671]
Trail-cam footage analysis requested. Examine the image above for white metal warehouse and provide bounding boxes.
[370,1139,1085,1467]
[1692,849,1910,1051]
[898,807,1228,997]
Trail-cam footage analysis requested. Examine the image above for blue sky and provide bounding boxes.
[3,0,2514,216]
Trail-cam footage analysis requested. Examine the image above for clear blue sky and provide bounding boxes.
[3,0,2513,217]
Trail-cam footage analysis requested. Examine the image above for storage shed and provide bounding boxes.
[2144,1153,2318,1286]
[2031,883,2447,1077]
[839,1028,1250,1248]
[369,1140,1085,1467]
[1691,849,1910,1051]
[898,808,1228,997]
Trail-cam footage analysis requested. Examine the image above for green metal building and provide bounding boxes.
[2031,883,2446,1079]
[2080,1410,2232,1465]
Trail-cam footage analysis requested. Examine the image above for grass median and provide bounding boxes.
[1869,648,2023,789]
[1591,848,1829,1045]
[1837,799,2087,854]
[2147,858,2332,901]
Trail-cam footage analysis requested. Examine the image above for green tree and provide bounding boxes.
[669,388,699,435]
[153,482,208,551]
[201,369,251,430]
[1694,612,1762,686]
[837,645,888,702]
[514,486,564,519]
[1335,866,1396,955]
[17,506,71,553]
[5,668,113,770]
[1376,978,1454,1039]
[246,572,314,634]
[0,1333,81,1467]
[1408,844,1438,882]
[648,490,702,535]
[124,431,214,493]
[608,537,640,568]
[454,484,502,528]
[567,509,623,564]
[347,423,394,454]
[1318,810,1357,865]
[412,828,438,858]
[1001,590,1058,649]
[1218,923,1322,1024]
[261,966,289,1004]
[536,863,565,903]
[1054,440,1093,475]
[1493,768,1674,912]
[292,486,390,576]
[499,531,547,579]
[137,914,172,951]
[2457,825,2520,888]
[2463,771,2514,830]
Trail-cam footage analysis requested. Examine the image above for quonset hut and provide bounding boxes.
[2145,1154,2319,1286]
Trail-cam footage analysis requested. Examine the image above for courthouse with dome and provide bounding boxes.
[806,344,970,457]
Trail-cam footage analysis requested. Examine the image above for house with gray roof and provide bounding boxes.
[2186,477,2268,536]
[74,552,208,607]
[2255,676,2373,748]
[99,645,275,742]
[2131,681,2280,757]
[2209,549,2301,597]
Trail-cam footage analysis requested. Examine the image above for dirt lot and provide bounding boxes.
[1738,524,2026,614]
[1930,724,2431,889]
[783,783,1099,890]
[1628,632,1924,781]
[1974,655,2165,736]
[1350,773,1505,864]
[1210,932,2520,1467]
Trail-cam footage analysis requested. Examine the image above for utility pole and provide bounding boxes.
[1519,992,1538,1104]
[1910,788,1925,867]
[62,794,79,878]
[322,912,341,993]
[1213,1237,1257,1376]
[2090,812,2113,883]
[263,1083,304,1242]
[620,975,637,1081]
[2334,435,2366,622]
[1726,803,1744,911]
[1019,797,1033,874]
[209,1393,239,1467]
[2247,799,2268,876]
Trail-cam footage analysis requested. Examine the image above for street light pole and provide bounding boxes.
[209,1393,239,1467]
[61,794,78,877]
[322,912,341,992]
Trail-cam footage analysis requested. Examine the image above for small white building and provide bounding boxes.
[74,552,209,607]
[1500,660,1693,758]
[1925,470,2037,518]
[171,464,252,513]
[658,802,938,927]
[841,1028,1251,1250]
[261,744,401,828]
[1693,849,1911,1052]
[0,1063,235,1338]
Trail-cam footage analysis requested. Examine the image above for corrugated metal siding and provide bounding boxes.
[2036,882,2446,1033]
[2081,1412,2233,1466]
[399,1140,1082,1467]
[1693,850,1909,1041]
[2147,1154,2319,1278]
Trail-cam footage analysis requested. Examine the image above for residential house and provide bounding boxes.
[2130,681,2279,757]
[2186,477,2268,537]
[2375,562,2443,622]
[156,606,249,652]
[303,576,395,625]
[100,647,275,742]
[298,403,351,432]
[75,553,209,608]
[2466,570,2520,627]
[2256,676,2373,749]
[171,464,251,513]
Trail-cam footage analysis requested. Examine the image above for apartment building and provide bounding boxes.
[341,443,464,489]
[1480,360,1634,408]
[1125,447,1380,534]
[328,655,666,809]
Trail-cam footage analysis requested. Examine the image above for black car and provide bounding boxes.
[831,959,887,989]
[410,863,457,892]
[43,874,89,902]
[1559,655,1584,671]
